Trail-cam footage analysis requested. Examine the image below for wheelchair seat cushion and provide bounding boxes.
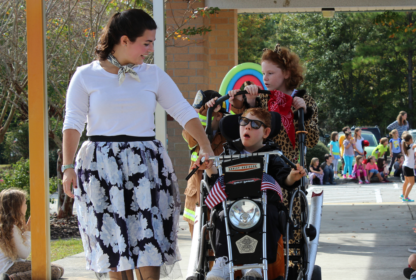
[219,111,282,143]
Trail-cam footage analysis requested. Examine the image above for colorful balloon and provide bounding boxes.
[219,63,266,112]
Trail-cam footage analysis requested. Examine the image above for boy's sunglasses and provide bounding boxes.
[238,116,267,129]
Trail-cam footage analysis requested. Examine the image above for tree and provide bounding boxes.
[373,11,416,127]
[270,12,415,134]
[238,14,281,63]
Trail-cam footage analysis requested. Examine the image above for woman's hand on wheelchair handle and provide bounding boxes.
[196,146,214,170]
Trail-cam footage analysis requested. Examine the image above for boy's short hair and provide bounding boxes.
[242,108,271,128]
[345,132,351,138]
[380,137,388,145]
[342,126,350,133]
[324,154,332,161]
[330,131,338,141]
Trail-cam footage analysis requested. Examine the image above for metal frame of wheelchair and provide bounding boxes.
[187,151,323,280]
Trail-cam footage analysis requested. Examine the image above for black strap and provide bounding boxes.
[88,135,155,142]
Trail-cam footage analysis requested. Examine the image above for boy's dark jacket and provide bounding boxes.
[208,138,301,198]
[208,138,298,263]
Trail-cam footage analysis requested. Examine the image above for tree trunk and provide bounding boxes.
[56,149,73,218]
[407,12,414,128]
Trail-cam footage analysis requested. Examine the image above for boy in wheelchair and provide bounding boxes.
[202,108,306,280]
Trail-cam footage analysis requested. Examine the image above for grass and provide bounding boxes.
[28,238,84,262]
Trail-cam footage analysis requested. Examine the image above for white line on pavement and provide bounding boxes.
[375,189,382,203]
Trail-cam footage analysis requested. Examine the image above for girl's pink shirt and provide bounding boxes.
[366,162,378,170]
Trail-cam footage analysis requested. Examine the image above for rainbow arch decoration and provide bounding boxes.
[218,62,266,112]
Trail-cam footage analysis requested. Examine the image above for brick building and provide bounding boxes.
[165,1,238,208]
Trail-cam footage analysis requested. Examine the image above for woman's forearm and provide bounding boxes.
[184,118,212,151]
[63,129,81,165]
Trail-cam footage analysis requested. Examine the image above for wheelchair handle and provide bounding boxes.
[185,157,206,181]
[205,90,271,138]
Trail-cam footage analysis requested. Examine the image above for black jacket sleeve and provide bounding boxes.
[267,155,300,191]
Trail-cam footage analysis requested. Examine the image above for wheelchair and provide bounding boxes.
[186,92,323,280]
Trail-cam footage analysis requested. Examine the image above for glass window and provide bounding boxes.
[361,134,377,146]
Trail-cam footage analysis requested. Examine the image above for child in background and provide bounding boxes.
[394,154,404,178]
[0,189,64,279]
[339,126,351,176]
[353,155,369,184]
[377,158,390,182]
[372,137,389,160]
[354,128,365,157]
[401,133,416,203]
[389,129,402,173]
[343,132,355,179]
[309,157,324,185]
[329,132,341,179]
[366,156,387,183]
[320,154,337,185]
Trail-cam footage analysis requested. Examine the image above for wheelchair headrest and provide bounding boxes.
[219,111,282,143]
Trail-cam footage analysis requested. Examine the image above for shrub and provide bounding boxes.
[306,141,330,167]
[0,158,62,218]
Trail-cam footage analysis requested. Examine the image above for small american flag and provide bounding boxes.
[205,173,283,209]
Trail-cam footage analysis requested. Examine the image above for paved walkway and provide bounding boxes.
[54,178,416,280]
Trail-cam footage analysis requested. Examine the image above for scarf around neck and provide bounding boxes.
[107,54,141,85]
[267,90,296,149]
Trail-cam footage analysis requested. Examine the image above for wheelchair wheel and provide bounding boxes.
[311,265,322,280]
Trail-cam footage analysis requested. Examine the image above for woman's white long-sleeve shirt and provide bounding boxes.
[63,61,198,136]
[0,226,31,273]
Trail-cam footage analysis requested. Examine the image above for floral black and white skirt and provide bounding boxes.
[74,140,181,274]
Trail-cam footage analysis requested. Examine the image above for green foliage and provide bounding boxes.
[0,158,62,217]
[2,122,29,164]
[0,158,30,217]
[264,12,415,134]
[306,142,330,167]
[238,14,282,63]
[49,177,61,196]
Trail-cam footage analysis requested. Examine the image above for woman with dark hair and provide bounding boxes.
[62,9,214,280]
[387,111,410,138]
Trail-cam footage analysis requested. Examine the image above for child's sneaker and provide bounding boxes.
[349,175,356,179]
[207,257,229,280]
[359,180,363,184]
[365,180,370,184]
[401,194,404,199]
[242,265,262,278]
[407,198,415,203]
[343,175,347,179]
